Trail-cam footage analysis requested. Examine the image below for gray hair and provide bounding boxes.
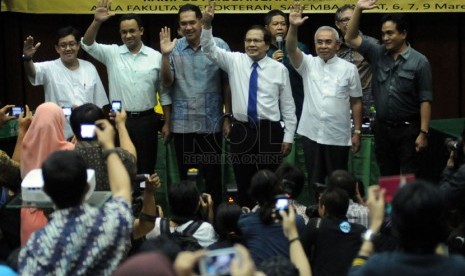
[314,26,340,43]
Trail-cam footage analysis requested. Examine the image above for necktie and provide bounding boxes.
[247,62,259,125]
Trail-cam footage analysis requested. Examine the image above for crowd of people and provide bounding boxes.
[1,0,464,275]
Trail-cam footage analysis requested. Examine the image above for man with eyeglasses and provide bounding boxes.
[335,4,377,118]
[286,2,363,204]
[201,1,297,208]
[22,26,109,139]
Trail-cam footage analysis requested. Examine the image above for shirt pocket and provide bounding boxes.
[377,66,390,84]
[397,70,415,93]
[335,78,349,99]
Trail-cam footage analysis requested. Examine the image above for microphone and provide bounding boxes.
[276,35,283,51]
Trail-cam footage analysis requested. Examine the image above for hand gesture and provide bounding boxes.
[23,36,41,59]
[94,0,115,23]
[0,105,15,127]
[114,109,127,126]
[17,105,33,133]
[280,204,298,239]
[289,2,308,27]
[272,50,284,62]
[366,185,385,233]
[415,133,428,152]
[145,173,161,189]
[201,0,216,28]
[357,0,378,10]
[159,27,177,55]
[231,244,256,276]
[200,193,213,208]
[95,119,116,149]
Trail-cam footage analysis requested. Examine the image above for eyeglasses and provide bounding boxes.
[244,38,265,44]
[337,17,351,23]
[57,42,78,49]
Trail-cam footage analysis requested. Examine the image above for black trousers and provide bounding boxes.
[229,120,284,208]
[301,136,350,204]
[126,113,159,174]
[172,132,223,206]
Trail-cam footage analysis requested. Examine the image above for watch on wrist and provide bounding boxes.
[362,229,376,242]
[353,129,362,135]
[22,54,33,61]
[420,129,429,137]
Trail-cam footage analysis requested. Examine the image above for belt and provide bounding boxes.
[126,109,155,118]
[378,118,419,128]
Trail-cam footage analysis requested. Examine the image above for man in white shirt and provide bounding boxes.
[22,26,108,139]
[81,0,171,175]
[201,2,297,207]
[286,2,363,204]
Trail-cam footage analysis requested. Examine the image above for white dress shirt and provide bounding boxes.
[296,54,362,146]
[200,28,296,143]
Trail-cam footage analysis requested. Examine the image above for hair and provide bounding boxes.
[120,13,143,28]
[70,103,105,140]
[55,26,80,45]
[258,256,299,276]
[246,25,272,46]
[168,181,200,224]
[334,4,355,21]
[381,13,409,35]
[264,9,287,26]
[319,188,349,218]
[314,26,340,43]
[275,163,304,199]
[178,4,202,20]
[138,236,182,262]
[327,170,357,200]
[391,180,448,254]
[214,202,243,244]
[42,151,88,209]
[248,170,280,224]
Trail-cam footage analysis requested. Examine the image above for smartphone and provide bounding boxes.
[378,174,415,203]
[139,174,149,189]
[9,106,23,118]
[80,124,96,140]
[275,195,289,220]
[199,247,237,276]
[111,100,122,112]
[62,106,72,117]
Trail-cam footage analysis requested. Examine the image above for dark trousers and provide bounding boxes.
[172,132,223,206]
[301,136,350,204]
[374,121,421,176]
[229,120,284,208]
[126,113,159,174]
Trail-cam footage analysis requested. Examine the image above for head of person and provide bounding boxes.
[178,4,202,45]
[380,13,409,53]
[113,252,175,276]
[275,163,304,199]
[318,188,349,219]
[119,13,144,52]
[168,181,201,224]
[70,103,105,141]
[249,169,280,224]
[42,151,89,209]
[391,180,448,254]
[55,26,81,65]
[327,170,357,201]
[334,4,355,36]
[244,25,271,62]
[214,202,243,243]
[138,236,182,262]
[264,10,288,43]
[314,26,340,61]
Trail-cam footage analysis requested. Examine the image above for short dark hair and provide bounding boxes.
[328,170,357,200]
[42,151,88,209]
[381,13,409,35]
[264,9,287,26]
[214,202,243,244]
[392,180,447,253]
[178,4,202,20]
[249,169,279,206]
[246,25,272,46]
[275,163,304,199]
[55,26,80,45]
[319,188,349,218]
[120,13,143,28]
[70,103,105,140]
[168,181,200,224]
[334,4,355,21]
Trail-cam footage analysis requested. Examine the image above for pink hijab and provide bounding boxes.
[21,102,74,178]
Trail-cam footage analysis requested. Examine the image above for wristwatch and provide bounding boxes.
[361,229,376,242]
[22,54,33,61]
[420,129,429,137]
[353,129,362,135]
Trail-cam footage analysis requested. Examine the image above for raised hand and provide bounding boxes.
[94,0,115,23]
[357,0,378,10]
[289,2,309,27]
[159,27,177,55]
[23,36,41,59]
[201,0,216,28]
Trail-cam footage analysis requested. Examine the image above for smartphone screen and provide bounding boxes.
[274,195,289,220]
[111,100,122,112]
[10,107,23,118]
[200,248,236,276]
[62,106,72,117]
[80,124,96,140]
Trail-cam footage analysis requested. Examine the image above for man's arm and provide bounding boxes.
[416,101,431,152]
[345,0,378,49]
[286,2,307,69]
[115,109,137,159]
[82,0,114,46]
[159,27,177,88]
[0,105,15,128]
[22,36,41,79]
[95,119,132,203]
[12,105,32,162]
[351,97,363,153]
[222,81,232,138]
[161,104,172,143]
[133,173,161,239]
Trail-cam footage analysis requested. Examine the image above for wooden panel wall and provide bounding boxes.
[1,12,464,119]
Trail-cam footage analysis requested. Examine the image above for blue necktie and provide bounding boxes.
[248,62,259,125]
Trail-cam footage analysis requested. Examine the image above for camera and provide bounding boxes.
[111,100,122,112]
[274,195,289,220]
[445,137,464,168]
[80,124,96,140]
[9,106,23,118]
[199,247,237,276]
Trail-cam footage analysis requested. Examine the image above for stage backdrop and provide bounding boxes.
[2,0,465,14]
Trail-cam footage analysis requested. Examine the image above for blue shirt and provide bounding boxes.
[169,37,230,133]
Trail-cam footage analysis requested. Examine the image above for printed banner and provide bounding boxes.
[2,0,464,14]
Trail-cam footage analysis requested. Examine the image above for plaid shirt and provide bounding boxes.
[347,199,369,229]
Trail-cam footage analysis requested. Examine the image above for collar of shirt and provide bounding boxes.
[317,54,338,65]
[118,43,149,56]
[248,56,270,70]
